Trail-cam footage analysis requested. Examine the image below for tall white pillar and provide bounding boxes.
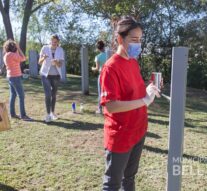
[60,50,67,82]
[167,47,189,191]
[29,50,39,78]
[0,48,4,68]
[81,45,89,95]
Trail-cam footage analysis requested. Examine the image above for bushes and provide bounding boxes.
[187,60,207,90]
[24,41,207,90]
[140,54,171,84]
[141,52,207,90]
[62,43,97,76]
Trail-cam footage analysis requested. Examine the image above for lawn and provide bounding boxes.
[0,75,206,191]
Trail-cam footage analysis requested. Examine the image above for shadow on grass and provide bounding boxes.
[148,112,169,118]
[187,129,207,134]
[148,118,169,126]
[0,183,18,191]
[33,119,103,130]
[146,131,162,139]
[184,121,196,128]
[186,101,207,113]
[144,145,207,164]
[149,115,205,129]
[149,119,205,129]
[50,120,103,130]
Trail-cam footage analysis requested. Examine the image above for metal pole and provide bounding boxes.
[81,45,89,95]
[167,47,189,191]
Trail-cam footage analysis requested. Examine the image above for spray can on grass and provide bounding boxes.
[72,102,76,113]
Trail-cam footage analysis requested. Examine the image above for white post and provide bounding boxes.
[29,50,38,78]
[60,50,67,82]
[0,48,3,69]
[81,45,89,95]
[167,47,189,191]
[106,48,113,59]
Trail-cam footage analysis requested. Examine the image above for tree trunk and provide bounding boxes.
[19,0,34,54]
[2,12,13,39]
[0,0,14,39]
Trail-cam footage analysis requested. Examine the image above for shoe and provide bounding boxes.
[11,114,20,119]
[44,114,52,123]
[95,109,102,114]
[21,115,33,121]
[50,113,58,120]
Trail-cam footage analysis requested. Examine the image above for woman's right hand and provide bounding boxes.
[142,83,160,106]
[14,42,26,57]
[43,54,48,60]
[38,54,48,65]
[15,43,22,53]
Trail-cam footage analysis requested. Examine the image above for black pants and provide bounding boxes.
[41,75,60,114]
[103,136,146,191]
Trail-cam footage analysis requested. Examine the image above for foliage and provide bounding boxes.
[0,0,65,53]
[140,54,171,83]
[0,28,6,44]
[1,0,207,89]
[70,0,207,89]
[176,16,207,89]
[61,42,98,76]
[188,60,207,90]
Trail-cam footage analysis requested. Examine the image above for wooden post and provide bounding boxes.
[167,47,189,191]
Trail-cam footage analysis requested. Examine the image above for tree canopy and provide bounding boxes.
[0,0,207,89]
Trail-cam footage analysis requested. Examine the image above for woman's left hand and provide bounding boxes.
[53,59,62,67]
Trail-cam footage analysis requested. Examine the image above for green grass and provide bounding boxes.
[0,75,206,191]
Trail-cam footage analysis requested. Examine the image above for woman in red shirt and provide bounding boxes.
[3,39,32,121]
[100,17,160,191]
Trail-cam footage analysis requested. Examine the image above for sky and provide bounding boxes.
[0,9,109,45]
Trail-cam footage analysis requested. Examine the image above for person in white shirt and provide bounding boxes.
[38,34,64,123]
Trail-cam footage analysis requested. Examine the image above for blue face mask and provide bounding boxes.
[127,43,142,59]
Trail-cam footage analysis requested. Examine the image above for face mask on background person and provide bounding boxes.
[127,43,142,59]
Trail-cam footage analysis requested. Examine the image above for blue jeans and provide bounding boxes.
[41,75,60,114]
[103,136,146,191]
[8,76,26,117]
[97,75,102,111]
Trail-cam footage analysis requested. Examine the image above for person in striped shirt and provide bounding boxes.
[3,39,32,121]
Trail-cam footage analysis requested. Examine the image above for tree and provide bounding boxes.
[0,0,59,53]
[71,0,207,89]
[176,16,207,89]
[0,0,14,39]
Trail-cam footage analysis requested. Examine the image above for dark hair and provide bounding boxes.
[97,40,105,51]
[51,34,60,41]
[116,16,143,38]
[3,39,17,54]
